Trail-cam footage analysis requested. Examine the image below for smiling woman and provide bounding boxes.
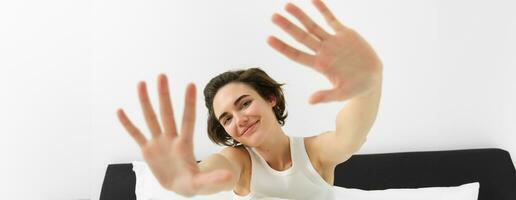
[202,67,339,199]
[116,0,382,199]
[204,68,287,147]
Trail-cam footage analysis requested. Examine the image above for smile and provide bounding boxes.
[242,120,259,136]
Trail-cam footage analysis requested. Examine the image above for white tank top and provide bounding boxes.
[233,136,336,200]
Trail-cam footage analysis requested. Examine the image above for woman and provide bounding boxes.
[116,0,383,199]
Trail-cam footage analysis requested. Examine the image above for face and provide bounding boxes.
[213,82,277,147]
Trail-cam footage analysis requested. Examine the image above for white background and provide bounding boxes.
[0,0,515,199]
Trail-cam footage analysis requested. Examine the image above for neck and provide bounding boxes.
[254,126,292,171]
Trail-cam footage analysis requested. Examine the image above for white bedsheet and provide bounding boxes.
[132,161,479,200]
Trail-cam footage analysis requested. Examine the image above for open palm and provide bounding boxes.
[116,74,231,196]
[268,0,383,104]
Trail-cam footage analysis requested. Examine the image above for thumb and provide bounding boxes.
[192,169,234,190]
[309,89,340,105]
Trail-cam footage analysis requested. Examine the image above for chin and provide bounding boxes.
[239,119,270,147]
[241,130,266,148]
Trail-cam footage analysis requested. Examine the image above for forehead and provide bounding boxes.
[213,82,259,116]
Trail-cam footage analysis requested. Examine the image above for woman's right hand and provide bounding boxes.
[116,74,233,197]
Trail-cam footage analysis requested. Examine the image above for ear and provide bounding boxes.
[268,95,277,107]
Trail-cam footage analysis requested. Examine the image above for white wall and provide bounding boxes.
[1,0,514,199]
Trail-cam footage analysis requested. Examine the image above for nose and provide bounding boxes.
[234,112,250,126]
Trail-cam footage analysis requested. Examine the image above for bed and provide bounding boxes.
[99,148,516,200]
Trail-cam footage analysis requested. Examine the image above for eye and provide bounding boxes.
[242,100,252,108]
[222,100,251,126]
[224,116,232,125]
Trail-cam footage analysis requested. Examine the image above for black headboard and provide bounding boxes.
[100,148,516,200]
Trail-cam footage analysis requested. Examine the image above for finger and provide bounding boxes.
[267,35,315,67]
[138,81,163,138]
[117,108,147,147]
[180,83,196,143]
[311,0,347,32]
[284,2,331,40]
[271,13,320,52]
[158,74,178,138]
[309,88,347,105]
[192,169,233,192]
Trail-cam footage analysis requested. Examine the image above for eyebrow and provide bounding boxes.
[217,94,250,123]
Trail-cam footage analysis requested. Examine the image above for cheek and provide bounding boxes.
[246,102,262,115]
[223,104,262,136]
[224,123,238,137]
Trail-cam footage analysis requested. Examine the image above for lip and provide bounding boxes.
[242,120,259,136]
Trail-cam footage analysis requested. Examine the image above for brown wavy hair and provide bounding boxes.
[203,67,288,147]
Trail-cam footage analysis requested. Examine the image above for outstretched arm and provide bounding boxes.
[335,76,381,151]
[268,0,383,165]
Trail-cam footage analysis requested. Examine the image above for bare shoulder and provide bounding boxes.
[218,146,252,193]
[218,145,251,175]
[303,133,340,185]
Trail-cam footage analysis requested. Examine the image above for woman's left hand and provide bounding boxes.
[268,0,383,104]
